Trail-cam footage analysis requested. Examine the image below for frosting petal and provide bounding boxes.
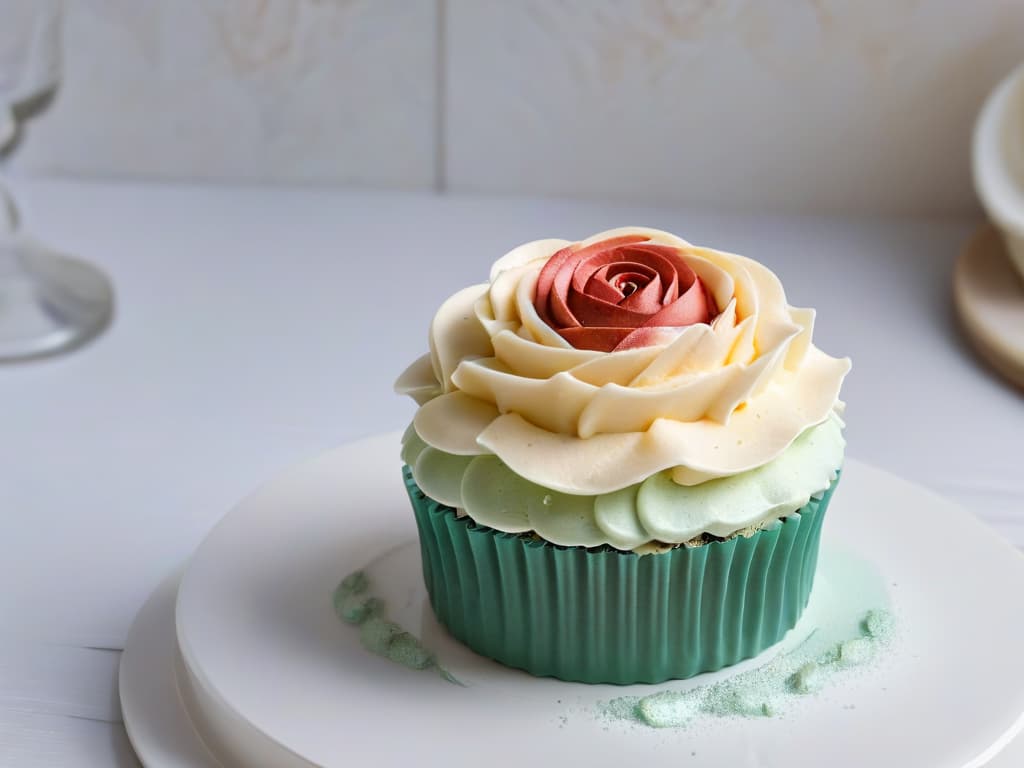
[491,329,600,379]
[413,391,497,455]
[475,413,664,495]
[394,353,442,405]
[461,455,605,547]
[578,226,691,249]
[413,446,472,508]
[452,360,596,435]
[577,369,739,438]
[461,455,533,533]
[594,486,651,550]
[489,238,571,282]
[400,426,429,467]
[527,490,605,548]
[428,283,492,391]
[515,268,571,347]
[568,344,664,386]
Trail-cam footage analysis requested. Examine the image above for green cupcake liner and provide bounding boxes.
[405,466,837,685]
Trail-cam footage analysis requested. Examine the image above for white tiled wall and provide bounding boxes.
[446,0,1024,213]
[11,0,438,189]
[7,0,1024,212]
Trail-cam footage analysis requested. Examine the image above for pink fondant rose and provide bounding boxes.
[534,234,718,352]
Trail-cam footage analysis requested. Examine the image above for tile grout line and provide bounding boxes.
[434,0,447,194]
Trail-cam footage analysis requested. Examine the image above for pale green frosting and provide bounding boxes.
[402,412,845,551]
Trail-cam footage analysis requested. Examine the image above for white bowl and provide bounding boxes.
[974,61,1024,283]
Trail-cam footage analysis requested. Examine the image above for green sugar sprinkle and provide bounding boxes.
[705,688,778,718]
[863,609,896,641]
[387,632,436,670]
[838,637,874,666]
[334,570,462,684]
[789,662,824,694]
[601,609,896,730]
[359,616,403,651]
[596,696,642,722]
[335,592,384,625]
[638,689,706,728]
[338,570,369,596]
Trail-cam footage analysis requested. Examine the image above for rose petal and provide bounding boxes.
[536,234,651,328]
[574,259,657,295]
[639,281,711,328]
[549,250,584,328]
[584,263,660,306]
[618,273,663,311]
[573,246,679,295]
[558,326,634,352]
[610,244,687,292]
[614,326,690,351]
[515,268,572,347]
[534,245,578,328]
[568,290,653,328]
[581,270,625,303]
[570,234,652,260]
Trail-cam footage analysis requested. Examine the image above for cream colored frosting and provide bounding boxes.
[402,414,844,551]
[398,227,850,495]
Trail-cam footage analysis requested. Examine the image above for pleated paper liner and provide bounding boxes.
[406,466,837,685]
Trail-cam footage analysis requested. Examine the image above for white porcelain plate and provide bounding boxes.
[121,433,1024,767]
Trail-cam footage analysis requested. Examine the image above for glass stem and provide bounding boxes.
[0,174,23,278]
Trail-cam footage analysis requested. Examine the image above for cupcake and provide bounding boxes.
[395,227,850,684]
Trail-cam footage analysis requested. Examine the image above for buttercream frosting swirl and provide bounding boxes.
[401,414,844,551]
[397,227,850,496]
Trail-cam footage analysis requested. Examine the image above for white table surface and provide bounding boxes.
[1,177,1021,767]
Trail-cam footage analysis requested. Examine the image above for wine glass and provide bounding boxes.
[0,0,113,362]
